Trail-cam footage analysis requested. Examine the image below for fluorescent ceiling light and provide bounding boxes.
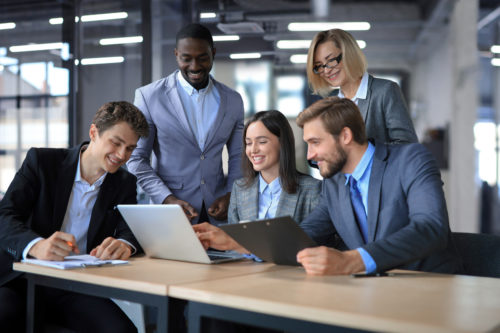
[491,45,500,54]
[49,12,127,24]
[10,42,63,53]
[277,40,312,49]
[290,54,307,64]
[229,53,261,59]
[0,22,16,30]
[81,12,128,22]
[288,22,370,31]
[213,35,240,42]
[492,58,500,67]
[100,36,143,45]
[200,12,216,19]
[357,40,366,49]
[80,56,124,65]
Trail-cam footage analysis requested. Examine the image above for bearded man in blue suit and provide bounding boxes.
[296,97,461,275]
[127,23,244,224]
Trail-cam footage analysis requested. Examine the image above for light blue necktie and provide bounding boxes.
[349,177,369,243]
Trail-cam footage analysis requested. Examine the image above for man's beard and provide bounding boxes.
[319,143,347,179]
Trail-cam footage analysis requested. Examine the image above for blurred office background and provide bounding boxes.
[0,0,499,234]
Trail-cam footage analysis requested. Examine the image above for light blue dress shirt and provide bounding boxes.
[258,174,282,220]
[176,71,220,151]
[338,71,369,105]
[344,142,377,273]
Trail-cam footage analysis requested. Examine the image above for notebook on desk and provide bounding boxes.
[220,216,317,266]
[117,204,244,264]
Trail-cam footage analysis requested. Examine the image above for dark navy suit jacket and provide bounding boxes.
[300,142,461,273]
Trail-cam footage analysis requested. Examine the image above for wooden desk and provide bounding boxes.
[13,257,285,332]
[169,269,500,333]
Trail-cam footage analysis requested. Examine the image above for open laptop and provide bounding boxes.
[117,204,244,264]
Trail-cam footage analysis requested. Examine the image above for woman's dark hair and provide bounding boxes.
[241,110,298,194]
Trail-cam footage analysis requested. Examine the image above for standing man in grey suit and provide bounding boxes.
[127,23,244,224]
[295,97,460,275]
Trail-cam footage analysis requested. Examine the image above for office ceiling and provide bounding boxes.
[0,0,498,71]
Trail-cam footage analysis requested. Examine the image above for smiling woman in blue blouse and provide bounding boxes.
[194,110,321,253]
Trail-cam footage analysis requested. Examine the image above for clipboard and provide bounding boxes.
[220,216,317,266]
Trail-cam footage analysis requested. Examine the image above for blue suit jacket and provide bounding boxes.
[228,174,321,225]
[300,142,461,273]
[127,71,244,224]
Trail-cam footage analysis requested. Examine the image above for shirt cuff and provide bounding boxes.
[357,247,377,274]
[117,239,137,255]
[23,237,44,259]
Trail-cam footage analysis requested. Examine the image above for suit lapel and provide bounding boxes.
[204,80,227,150]
[164,73,199,148]
[52,145,81,231]
[242,180,259,221]
[337,177,365,248]
[367,144,388,242]
[356,75,373,121]
[276,188,298,219]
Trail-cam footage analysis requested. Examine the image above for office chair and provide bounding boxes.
[452,232,500,278]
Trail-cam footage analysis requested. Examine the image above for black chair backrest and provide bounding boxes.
[452,232,500,278]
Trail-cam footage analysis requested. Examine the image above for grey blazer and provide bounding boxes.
[127,71,244,224]
[300,142,461,273]
[228,174,321,225]
[332,74,418,144]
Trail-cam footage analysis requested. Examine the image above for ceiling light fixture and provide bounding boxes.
[0,22,16,30]
[200,12,217,19]
[492,58,500,67]
[49,12,127,25]
[10,42,63,53]
[288,22,370,31]
[290,54,307,64]
[491,45,500,54]
[229,53,261,59]
[99,36,143,45]
[213,35,240,42]
[80,56,124,65]
[277,40,312,49]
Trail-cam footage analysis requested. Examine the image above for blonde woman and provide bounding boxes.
[307,29,417,144]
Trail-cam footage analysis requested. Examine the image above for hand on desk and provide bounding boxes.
[207,192,231,221]
[29,231,79,260]
[163,195,198,221]
[297,246,365,275]
[193,222,249,254]
[90,237,132,260]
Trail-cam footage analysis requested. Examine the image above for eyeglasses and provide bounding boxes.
[313,53,343,74]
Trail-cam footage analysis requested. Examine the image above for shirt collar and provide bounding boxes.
[344,141,375,185]
[338,71,369,101]
[75,148,107,187]
[177,70,213,96]
[259,174,281,195]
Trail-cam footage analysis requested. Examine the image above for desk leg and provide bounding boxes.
[156,298,168,333]
[25,277,36,333]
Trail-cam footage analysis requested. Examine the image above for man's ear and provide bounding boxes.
[340,127,354,145]
[89,124,98,142]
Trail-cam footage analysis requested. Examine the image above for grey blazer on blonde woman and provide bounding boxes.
[332,74,418,144]
[228,174,321,225]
